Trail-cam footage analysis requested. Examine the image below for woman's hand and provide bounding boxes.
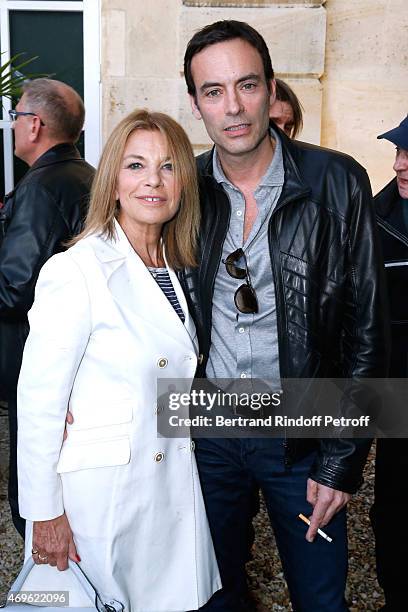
[32,512,80,571]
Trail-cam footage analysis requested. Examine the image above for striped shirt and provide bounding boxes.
[148,267,185,323]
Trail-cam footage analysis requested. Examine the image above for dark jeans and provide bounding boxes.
[196,437,348,612]
[7,396,25,538]
[370,438,408,611]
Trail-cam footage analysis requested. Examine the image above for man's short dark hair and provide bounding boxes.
[22,78,85,143]
[184,20,274,99]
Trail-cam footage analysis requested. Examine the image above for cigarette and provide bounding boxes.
[298,513,333,543]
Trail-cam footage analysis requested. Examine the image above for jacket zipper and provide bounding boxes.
[268,192,311,465]
[0,210,7,244]
[268,208,292,465]
[377,217,408,248]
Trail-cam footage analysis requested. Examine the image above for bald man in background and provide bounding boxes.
[0,78,94,537]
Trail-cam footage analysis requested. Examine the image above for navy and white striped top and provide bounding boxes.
[148,267,185,323]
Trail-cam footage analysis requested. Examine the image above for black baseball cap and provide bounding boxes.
[378,115,408,150]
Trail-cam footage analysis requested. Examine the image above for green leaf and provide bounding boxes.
[0,52,48,103]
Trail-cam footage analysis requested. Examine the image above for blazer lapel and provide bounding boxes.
[94,220,197,353]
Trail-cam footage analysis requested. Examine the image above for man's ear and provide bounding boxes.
[189,94,202,120]
[269,78,276,107]
[29,116,42,143]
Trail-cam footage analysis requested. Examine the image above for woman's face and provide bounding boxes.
[116,129,181,233]
[269,100,295,137]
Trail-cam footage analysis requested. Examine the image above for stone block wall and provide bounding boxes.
[101,0,325,150]
[101,0,408,192]
[322,0,408,193]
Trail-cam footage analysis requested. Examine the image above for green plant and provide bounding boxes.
[0,52,43,102]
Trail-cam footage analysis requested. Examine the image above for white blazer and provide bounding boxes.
[17,221,221,612]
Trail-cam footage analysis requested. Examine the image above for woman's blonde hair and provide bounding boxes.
[73,109,200,268]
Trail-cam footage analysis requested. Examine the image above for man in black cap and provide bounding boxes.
[371,115,408,611]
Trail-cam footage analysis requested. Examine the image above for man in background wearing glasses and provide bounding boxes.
[181,20,389,611]
[0,78,94,538]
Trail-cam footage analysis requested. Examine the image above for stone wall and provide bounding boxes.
[101,0,408,192]
[322,0,408,193]
[101,0,325,150]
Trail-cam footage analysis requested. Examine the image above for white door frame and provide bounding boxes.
[0,0,101,192]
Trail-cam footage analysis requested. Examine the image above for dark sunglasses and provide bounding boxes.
[9,110,45,126]
[224,248,258,314]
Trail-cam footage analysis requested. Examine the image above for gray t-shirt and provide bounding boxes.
[206,129,284,386]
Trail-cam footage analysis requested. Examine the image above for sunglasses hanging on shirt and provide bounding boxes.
[223,248,259,314]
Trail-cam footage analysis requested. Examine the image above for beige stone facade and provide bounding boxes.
[322,0,408,193]
[101,0,408,193]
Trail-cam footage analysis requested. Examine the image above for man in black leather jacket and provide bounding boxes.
[181,21,389,611]
[0,78,94,537]
[370,116,408,612]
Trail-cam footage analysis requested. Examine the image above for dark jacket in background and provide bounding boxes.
[375,177,408,377]
[371,177,408,610]
[181,129,390,494]
[0,142,95,400]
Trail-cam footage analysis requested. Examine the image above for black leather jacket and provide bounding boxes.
[375,178,408,377]
[181,129,390,493]
[0,143,95,399]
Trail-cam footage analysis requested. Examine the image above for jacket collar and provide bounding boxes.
[374,177,399,219]
[274,127,312,209]
[197,121,311,208]
[4,143,82,201]
[90,220,198,350]
[374,177,408,245]
[93,219,134,263]
[29,142,82,172]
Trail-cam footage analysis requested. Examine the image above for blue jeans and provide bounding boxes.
[196,438,348,612]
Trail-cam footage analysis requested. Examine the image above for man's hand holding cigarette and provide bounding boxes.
[305,479,351,542]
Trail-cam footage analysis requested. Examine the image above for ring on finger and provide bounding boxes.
[38,554,48,562]
[31,549,39,555]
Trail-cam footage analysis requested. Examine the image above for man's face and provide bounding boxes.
[189,38,274,159]
[269,100,295,138]
[394,147,408,199]
[11,94,33,163]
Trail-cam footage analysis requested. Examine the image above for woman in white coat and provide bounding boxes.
[17,109,221,611]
